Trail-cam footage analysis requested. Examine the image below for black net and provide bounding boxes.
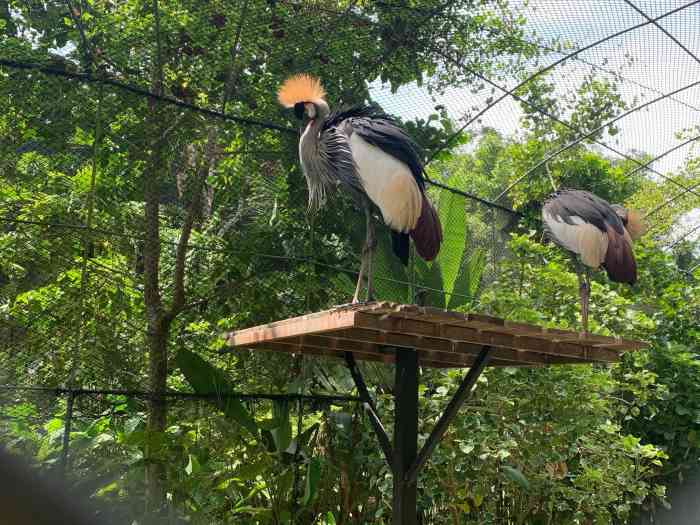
[1,0,699,522]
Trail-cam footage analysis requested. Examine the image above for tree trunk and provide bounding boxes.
[142,120,216,517]
[144,0,168,515]
[141,3,221,514]
[143,124,168,515]
[145,323,168,515]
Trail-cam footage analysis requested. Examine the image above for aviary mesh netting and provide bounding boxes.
[0,0,699,521]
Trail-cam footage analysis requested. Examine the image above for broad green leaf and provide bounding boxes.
[414,257,444,307]
[448,248,486,310]
[233,459,269,481]
[270,400,292,454]
[372,232,409,302]
[44,418,63,433]
[284,423,319,456]
[175,349,258,437]
[258,417,284,431]
[302,457,321,506]
[436,177,469,299]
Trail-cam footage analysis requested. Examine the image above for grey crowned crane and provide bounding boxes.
[542,189,645,333]
[277,74,442,303]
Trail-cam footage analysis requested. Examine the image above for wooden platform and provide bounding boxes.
[224,302,646,368]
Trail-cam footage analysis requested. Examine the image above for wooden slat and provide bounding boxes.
[310,331,572,366]
[224,302,646,367]
[252,342,387,364]
[354,313,619,362]
[376,307,641,350]
[242,339,547,368]
[226,308,356,346]
[236,341,596,368]
[388,304,643,350]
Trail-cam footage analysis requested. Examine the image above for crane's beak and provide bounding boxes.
[293,102,305,120]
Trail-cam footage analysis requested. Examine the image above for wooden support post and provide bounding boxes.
[345,352,393,466]
[393,348,419,525]
[406,346,492,484]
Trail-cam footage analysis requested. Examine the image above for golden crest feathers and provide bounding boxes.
[277,74,326,108]
[625,209,646,240]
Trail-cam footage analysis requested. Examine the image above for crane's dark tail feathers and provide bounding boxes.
[603,225,637,284]
[391,231,410,266]
[409,195,442,261]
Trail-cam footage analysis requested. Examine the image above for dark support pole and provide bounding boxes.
[405,346,492,484]
[393,348,419,525]
[344,352,393,466]
[58,390,76,479]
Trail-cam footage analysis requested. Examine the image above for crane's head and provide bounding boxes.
[277,74,329,121]
[611,204,646,240]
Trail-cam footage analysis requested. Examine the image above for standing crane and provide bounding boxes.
[542,189,645,333]
[277,74,442,303]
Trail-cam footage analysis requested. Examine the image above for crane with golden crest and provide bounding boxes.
[278,74,442,303]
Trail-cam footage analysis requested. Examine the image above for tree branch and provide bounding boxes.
[167,126,217,320]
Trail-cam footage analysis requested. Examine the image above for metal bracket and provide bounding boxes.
[405,345,493,484]
[344,351,393,466]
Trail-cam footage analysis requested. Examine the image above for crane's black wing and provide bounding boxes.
[543,189,625,235]
[323,106,440,266]
[323,105,426,189]
[543,189,635,284]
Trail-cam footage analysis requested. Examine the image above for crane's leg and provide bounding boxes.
[352,256,367,304]
[577,265,591,336]
[365,207,376,302]
[571,256,590,335]
[353,206,376,304]
[583,267,592,334]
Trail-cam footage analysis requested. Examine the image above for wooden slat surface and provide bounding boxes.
[223,302,646,368]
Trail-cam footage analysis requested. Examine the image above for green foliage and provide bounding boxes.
[1,0,700,523]
[176,349,258,438]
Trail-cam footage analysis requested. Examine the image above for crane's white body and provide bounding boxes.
[542,211,610,268]
[349,134,422,233]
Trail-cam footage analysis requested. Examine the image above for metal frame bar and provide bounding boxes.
[623,0,700,66]
[426,0,700,163]
[424,178,522,216]
[405,346,492,483]
[344,352,394,466]
[0,385,361,403]
[58,390,76,478]
[0,59,296,135]
[667,222,700,248]
[631,134,700,183]
[532,39,700,114]
[646,182,700,221]
[433,48,700,203]
[494,79,700,201]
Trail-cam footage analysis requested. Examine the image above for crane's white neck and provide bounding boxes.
[299,115,331,212]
